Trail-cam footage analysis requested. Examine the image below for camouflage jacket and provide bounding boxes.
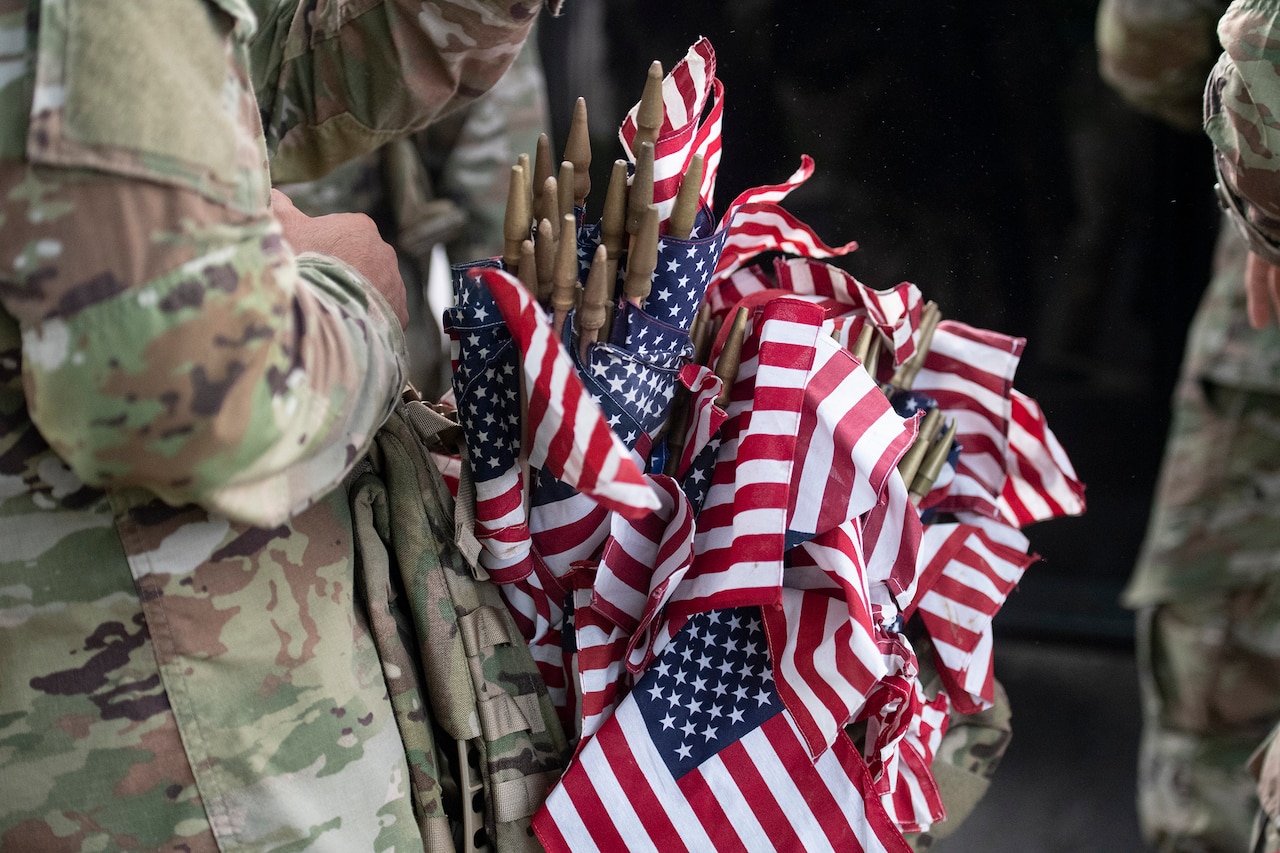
[1201,0,1280,392]
[0,0,550,849]
[1100,0,1280,392]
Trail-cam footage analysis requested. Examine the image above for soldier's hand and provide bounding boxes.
[1246,250,1280,330]
[270,189,409,329]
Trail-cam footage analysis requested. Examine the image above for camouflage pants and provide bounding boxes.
[1129,380,1280,853]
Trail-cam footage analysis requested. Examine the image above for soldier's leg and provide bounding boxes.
[1129,377,1280,852]
[1136,588,1280,853]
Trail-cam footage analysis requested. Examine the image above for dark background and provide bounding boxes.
[537,5,1221,847]
[542,0,1221,646]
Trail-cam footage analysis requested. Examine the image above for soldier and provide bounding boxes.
[1201,5,1280,850]
[281,33,553,400]
[0,0,554,849]
[1099,0,1280,850]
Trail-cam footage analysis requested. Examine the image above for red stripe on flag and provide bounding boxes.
[717,733,806,853]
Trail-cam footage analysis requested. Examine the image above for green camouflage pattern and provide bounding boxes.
[1097,0,1229,131]
[418,32,553,264]
[1122,227,1280,852]
[1,483,425,851]
[1127,229,1280,607]
[1134,591,1280,851]
[351,401,567,852]
[1204,7,1280,849]
[1207,0,1280,263]
[1103,1,1280,848]
[0,0,554,848]
[282,34,552,396]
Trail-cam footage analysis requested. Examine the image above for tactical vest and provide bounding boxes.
[347,396,568,852]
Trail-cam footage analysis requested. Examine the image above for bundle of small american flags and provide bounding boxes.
[436,37,1086,853]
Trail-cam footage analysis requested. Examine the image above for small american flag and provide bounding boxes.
[619,37,722,223]
[570,566,634,741]
[786,328,917,549]
[910,516,1037,713]
[995,389,1087,527]
[445,260,535,583]
[864,675,949,834]
[592,473,696,665]
[534,607,913,853]
[667,363,728,481]
[712,158,860,284]
[774,257,924,368]
[764,576,888,759]
[471,266,659,517]
[678,300,808,621]
[908,320,1025,520]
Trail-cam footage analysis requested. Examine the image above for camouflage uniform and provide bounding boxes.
[1202,5,1280,850]
[1101,0,1280,849]
[0,0,550,849]
[282,33,552,399]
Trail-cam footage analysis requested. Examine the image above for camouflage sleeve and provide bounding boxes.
[250,0,561,184]
[1205,0,1280,263]
[0,0,405,526]
[1096,0,1229,130]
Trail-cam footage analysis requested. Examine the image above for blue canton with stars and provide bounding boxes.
[632,607,783,780]
[678,435,721,511]
[576,205,726,341]
[570,306,689,452]
[443,259,522,484]
[564,206,729,466]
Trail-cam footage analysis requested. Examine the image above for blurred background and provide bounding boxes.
[535,2,1218,849]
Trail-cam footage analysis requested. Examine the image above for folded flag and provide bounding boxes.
[534,607,912,853]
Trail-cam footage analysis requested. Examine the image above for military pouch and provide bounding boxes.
[348,400,567,852]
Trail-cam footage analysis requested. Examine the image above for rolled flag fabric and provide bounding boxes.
[619,36,723,223]
[445,260,535,582]
[908,515,1038,713]
[472,266,660,518]
[909,321,1025,520]
[995,389,1087,527]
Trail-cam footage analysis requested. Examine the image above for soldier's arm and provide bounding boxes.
[249,0,561,184]
[1205,0,1280,325]
[1096,0,1229,131]
[0,0,409,526]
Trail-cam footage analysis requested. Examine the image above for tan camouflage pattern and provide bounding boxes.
[1128,229,1280,607]
[252,0,554,185]
[418,32,553,264]
[1134,591,1280,851]
[1121,227,1280,853]
[1100,2,1280,848]
[1204,8,1280,849]
[1097,0,1229,131]
[1207,0,1280,263]
[282,34,552,396]
[2,485,426,851]
[0,0,554,847]
[351,402,568,851]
